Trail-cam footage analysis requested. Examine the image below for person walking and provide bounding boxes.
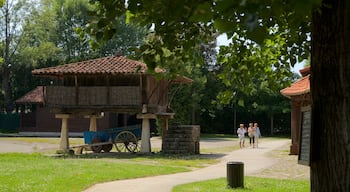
[236,124,246,148]
[247,123,255,147]
[254,123,262,148]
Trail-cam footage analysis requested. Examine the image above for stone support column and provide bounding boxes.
[84,114,103,132]
[137,113,156,153]
[56,114,71,151]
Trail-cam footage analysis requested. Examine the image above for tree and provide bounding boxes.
[88,1,349,190]
[310,1,350,191]
[12,0,61,99]
[0,0,34,112]
[52,0,94,62]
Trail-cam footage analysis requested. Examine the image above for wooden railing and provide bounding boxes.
[45,86,142,110]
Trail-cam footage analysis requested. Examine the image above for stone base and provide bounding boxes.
[162,125,200,154]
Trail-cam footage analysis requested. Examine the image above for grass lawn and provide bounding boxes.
[0,153,203,192]
[0,136,298,192]
[172,177,310,192]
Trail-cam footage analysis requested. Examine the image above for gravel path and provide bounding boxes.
[84,139,302,192]
[0,139,58,153]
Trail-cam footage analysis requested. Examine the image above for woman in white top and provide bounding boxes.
[236,124,246,148]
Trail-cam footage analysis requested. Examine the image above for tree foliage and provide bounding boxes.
[0,0,148,112]
[88,1,350,191]
[0,0,36,112]
[87,0,314,104]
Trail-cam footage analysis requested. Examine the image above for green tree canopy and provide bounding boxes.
[86,1,350,192]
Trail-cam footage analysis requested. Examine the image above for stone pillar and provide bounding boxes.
[290,99,301,155]
[141,117,151,152]
[137,113,156,153]
[56,114,71,151]
[89,116,97,132]
[84,115,102,132]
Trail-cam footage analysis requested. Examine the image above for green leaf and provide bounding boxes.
[246,26,267,44]
[162,47,172,57]
[213,18,234,33]
[189,2,213,22]
[97,18,109,28]
[125,10,134,24]
[95,31,103,41]
[238,99,244,107]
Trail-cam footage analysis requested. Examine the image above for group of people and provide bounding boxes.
[236,122,261,149]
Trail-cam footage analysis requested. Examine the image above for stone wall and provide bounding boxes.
[162,125,200,154]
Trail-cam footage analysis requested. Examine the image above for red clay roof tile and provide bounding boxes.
[32,55,148,76]
[280,75,310,97]
[15,86,44,104]
[299,66,310,77]
[31,55,193,84]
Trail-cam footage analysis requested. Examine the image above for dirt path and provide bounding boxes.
[0,139,58,153]
[249,143,310,180]
[84,139,302,192]
[0,136,234,153]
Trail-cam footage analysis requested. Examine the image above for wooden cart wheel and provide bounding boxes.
[114,131,138,152]
[91,137,103,153]
[102,144,113,152]
[134,140,141,152]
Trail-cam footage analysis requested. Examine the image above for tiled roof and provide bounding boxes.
[280,75,310,98]
[15,86,44,104]
[32,55,193,84]
[32,55,148,76]
[299,66,310,77]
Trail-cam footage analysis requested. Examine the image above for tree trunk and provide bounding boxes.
[2,1,14,113]
[2,67,13,113]
[233,104,237,131]
[270,115,274,135]
[311,0,350,191]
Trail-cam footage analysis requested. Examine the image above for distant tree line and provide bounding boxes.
[0,0,296,135]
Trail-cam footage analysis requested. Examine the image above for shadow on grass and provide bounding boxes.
[57,151,227,161]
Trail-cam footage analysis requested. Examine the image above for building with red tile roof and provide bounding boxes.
[32,55,148,76]
[15,86,44,104]
[26,55,192,152]
[280,75,310,97]
[281,66,311,155]
[32,55,192,83]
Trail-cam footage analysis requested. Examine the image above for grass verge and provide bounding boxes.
[172,177,309,192]
[0,153,191,192]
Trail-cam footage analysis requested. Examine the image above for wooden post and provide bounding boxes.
[56,114,71,151]
[290,99,301,155]
[162,118,169,143]
[158,113,174,151]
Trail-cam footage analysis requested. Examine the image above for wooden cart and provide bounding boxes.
[73,125,142,154]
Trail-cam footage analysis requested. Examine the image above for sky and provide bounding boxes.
[216,34,305,75]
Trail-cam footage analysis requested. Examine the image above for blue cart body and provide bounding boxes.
[83,124,142,144]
